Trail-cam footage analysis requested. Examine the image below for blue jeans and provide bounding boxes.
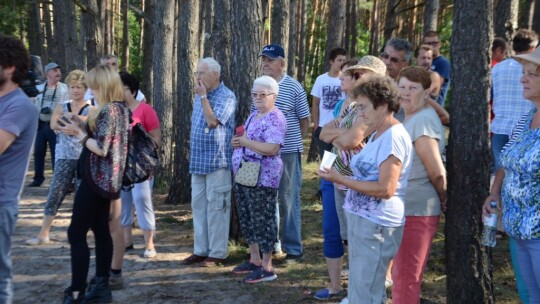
[491,133,509,171]
[274,152,303,255]
[33,121,56,183]
[514,239,540,303]
[510,238,530,304]
[321,178,343,258]
[0,205,18,304]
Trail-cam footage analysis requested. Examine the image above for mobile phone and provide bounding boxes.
[235,125,245,136]
[57,115,70,127]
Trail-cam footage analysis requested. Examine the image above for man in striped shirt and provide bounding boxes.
[259,44,311,262]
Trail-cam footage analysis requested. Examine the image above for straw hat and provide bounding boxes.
[345,55,387,76]
[514,46,540,66]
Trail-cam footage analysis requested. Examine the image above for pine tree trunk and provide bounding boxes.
[27,3,44,58]
[121,0,130,71]
[287,0,298,77]
[384,0,398,43]
[423,0,439,33]
[297,0,307,84]
[494,0,518,41]
[152,0,176,190]
[532,0,540,33]
[141,0,155,104]
[520,0,535,29]
[271,0,290,57]
[166,0,200,205]
[212,0,232,86]
[446,0,494,302]
[82,0,104,69]
[325,0,346,61]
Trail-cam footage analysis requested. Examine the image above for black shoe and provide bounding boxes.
[28,180,43,187]
[63,287,85,304]
[125,243,134,251]
[84,277,112,303]
[284,253,303,264]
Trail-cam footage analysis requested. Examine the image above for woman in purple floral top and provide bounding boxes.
[230,76,286,283]
[58,65,129,304]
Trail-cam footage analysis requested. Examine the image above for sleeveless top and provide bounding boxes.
[56,101,91,160]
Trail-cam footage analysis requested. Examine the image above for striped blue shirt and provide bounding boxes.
[267,74,310,154]
[189,82,237,175]
[491,58,534,135]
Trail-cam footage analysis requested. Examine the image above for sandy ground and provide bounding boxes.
[12,166,324,304]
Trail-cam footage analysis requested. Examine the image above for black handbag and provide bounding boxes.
[122,122,159,190]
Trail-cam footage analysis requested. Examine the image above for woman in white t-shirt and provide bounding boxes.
[319,75,413,304]
[392,66,447,303]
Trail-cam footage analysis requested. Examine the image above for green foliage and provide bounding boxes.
[356,29,371,57]
[0,1,27,37]
[128,11,143,79]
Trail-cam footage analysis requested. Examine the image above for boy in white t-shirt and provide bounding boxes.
[311,47,347,157]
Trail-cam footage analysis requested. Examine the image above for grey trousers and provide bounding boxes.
[0,205,18,304]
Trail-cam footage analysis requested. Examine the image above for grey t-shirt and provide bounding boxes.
[0,88,38,207]
[403,107,445,216]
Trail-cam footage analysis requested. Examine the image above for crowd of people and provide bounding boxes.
[0,25,538,304]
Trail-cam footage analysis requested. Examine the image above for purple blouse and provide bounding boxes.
[232,108,287,189]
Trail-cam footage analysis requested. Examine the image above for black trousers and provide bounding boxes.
[67,172,112,292]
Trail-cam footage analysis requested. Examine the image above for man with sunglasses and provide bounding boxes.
[423,31,451,106]
[380,38,412,81]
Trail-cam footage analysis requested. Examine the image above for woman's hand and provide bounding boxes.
[482,193,501,218]
[317,167,344,184]
[57,117,86,139]
[231,135,243,148]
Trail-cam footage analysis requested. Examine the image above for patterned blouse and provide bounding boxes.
[232,108,287,189]
[500,108,540,240]
[83,101,130,200]
[56,102,90,160]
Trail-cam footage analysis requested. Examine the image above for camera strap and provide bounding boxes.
[39,81,58,109]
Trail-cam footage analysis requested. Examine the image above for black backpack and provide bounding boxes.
[122,115,159,190]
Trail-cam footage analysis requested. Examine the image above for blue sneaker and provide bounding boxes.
[232,262,261,274]
[244,267,277,283]
[314,288,340,300]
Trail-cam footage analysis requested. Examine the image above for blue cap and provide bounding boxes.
[259,44,285,59]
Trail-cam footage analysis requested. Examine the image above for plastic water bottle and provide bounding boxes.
[481,201,498,247]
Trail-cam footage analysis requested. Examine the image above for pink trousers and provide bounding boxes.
[392,215,440,304]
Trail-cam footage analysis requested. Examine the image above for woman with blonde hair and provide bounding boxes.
[26,70,92,246]
[59,65,129,304]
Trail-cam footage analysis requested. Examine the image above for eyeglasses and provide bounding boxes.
[194,71,207,76]
[251,92,275,99]
[344,71,363,80]
[380,52,404,64]
[424,41,440,46]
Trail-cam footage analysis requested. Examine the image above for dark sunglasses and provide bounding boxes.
[344,71,362,80]
[380,52,403,64]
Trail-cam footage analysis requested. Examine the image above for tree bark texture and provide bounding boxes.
[152,0,176,190]
[494,0,518,41]
[423,0,439,33]
[231,0,263,123]
[325,0,346,63]
[446,0,494,303]
[27,3,44,58]
[166,0,200,205]
[141,0,155,104]
[212,0,232,87]
[271,0,290,58]
[287,0,298,77]
[121,0,130,71]
[384,0,398,43]
[202,0,214,58]
[297,0,307,84]
[81,0,104,69]
[520,0,535,29]
[43,3,54,63]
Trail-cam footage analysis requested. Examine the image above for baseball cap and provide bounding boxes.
[514,46,540,66]
[345,55,387,76]
[44,62,61,72]
[259,44,285,59]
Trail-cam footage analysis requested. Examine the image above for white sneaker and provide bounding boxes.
[385,278,393,288]
[339,297,349,304]
[144,249,157,258]
[25,237,50,245]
